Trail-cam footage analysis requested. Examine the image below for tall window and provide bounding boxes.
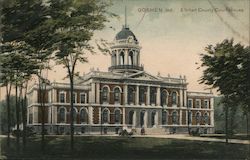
[162,111,167,125]
[114,88,120,103]
[151,111,156,126]
[188,111,192,124]
[129,51,133,65]
[114,109,121,123]
[161,91,168,106]
[140,111,145,127]
[80,93,86,104]
[139,87,146,104]
[150,88,156,105]
[58,107,66,123]
[102,87,109,103]
[59,92,65,103]
[204,113,209,124]
[172,91,177,105]
[204,100,209,108]
[120,52,124,65]
[129,111,134,125]
[128,87,135,104]
[29,113,33,124]
[188,99,193,108]
[72,108,77,124]
[172,111,178,124]
[195,112,201,125]
[72,93,77,103]
[196,99,201,108]
[80,108,88,123]
[102,109,109,123]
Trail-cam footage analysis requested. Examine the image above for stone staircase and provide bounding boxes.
[134,127,167,135]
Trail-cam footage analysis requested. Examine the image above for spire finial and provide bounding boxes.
[125,6,127,28]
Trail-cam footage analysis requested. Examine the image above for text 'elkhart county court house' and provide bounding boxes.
[27,24,214,135]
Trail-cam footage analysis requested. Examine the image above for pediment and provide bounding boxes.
[127,71,160,81]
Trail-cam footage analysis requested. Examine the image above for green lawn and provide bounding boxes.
[1,136,249,159]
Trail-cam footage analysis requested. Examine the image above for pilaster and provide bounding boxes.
[156,87,160,106]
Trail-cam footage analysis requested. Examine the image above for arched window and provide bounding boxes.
[102,87,109,103]
[120,52,124,65]
[204,112,209,124]
[80,108,88,123]
[72,107,77,124]
[128,87,135,104]
[150,88,156,105]
[140,111,145,127]
[114,109,121,123]
[172,91,177,105]
[162,111,167,125]
[128,111,134,125]
[195,112,201,125]
[139,87,146,104]
[172,111,178,124]
[151,111,156,126]
[102,109,109,123]
[129,51,133,65]
[58,107,66,123]
[161,90,168,106]
[114,87,120,103]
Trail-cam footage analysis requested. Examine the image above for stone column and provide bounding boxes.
[99,107,101,124]
[53,89,57,103]
[90,82,95,103]
[186,110,188,125]
[89,106,93,125]
[183,89,187,107]
[116,51,119,65]
[136,85,139,105]
[144,111,147,128]
[96,83,100,104]
[122,107,126,126]
[124,49,128,65]
[156,87,160,106]
[133,111,136,128]
[179,110,182,125]
[179,89,183,107]
[210,97,214,126]
[147,86,150,105]
[123,84,128,105]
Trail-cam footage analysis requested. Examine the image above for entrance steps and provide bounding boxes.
[133,127,167,135]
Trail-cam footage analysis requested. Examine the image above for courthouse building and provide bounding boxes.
[27,24,214,135]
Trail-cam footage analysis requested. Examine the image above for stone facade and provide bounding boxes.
[26,26,214,135]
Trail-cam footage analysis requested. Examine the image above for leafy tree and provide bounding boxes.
[50,0,114,150]
[200,39,250,141]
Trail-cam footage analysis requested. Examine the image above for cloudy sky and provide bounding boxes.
[1,0,249,99]
[49,0,249,94]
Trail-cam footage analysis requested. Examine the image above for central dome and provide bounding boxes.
[115,27,138,42]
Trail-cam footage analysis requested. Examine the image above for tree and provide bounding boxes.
[200,39,250,142]
[50,0,113,150]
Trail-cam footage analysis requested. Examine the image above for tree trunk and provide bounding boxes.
[21,96,27,148]
[6,85,11,147]
[15,83,20,151]
[39,80,45,153]
[70,75,74,150]
[246,113,249,138]
[225,105,229,144]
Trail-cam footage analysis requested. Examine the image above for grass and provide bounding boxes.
[1,135,250,159]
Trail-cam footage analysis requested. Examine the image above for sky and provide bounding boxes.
[0,0,249,100]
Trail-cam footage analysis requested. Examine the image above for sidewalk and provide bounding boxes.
[132,134,250,145]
